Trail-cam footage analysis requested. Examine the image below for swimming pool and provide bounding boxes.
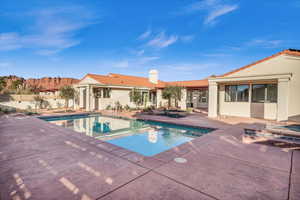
[41,114,214,156]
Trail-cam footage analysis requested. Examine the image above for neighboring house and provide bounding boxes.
[208,49,300,121]
[38,88,60,96]
[74,70,209,111]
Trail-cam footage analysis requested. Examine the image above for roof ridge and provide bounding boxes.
[109,73,148,79]
[167,79,208,83]
[221,49,300,77]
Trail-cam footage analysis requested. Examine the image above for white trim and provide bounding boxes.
[76,83,150,90]
[209,73,292,83]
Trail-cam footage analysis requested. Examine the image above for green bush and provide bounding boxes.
[106,105,111,110]
[124,104,130,111]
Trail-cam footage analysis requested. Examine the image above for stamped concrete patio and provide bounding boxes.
[0,113,299,200]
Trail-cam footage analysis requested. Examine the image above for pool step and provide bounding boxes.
[244,128,300,145]
[265,127,300,138]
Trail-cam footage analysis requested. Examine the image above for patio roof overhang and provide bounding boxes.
[208,73,292,84]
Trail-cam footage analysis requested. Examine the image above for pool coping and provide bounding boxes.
[37,112,218,132]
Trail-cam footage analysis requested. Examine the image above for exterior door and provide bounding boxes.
[250,103,264,118]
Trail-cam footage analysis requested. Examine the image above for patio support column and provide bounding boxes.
[90,86,95,111]
[277,78,289,121]
[180,88,187,110]
[86,85,91,111]
[208,81,218,118]
[79,87,85,109]
[156,89,162,108]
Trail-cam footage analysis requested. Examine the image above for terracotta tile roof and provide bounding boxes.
[83,73,166,88]
[81,73,209,89]
[159,79,209,88]
[221,49,300,77]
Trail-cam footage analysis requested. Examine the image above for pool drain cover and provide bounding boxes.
[174,157,187,163]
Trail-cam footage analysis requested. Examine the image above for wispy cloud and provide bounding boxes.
[0,62,12,68]
[157,61,226,80]
[0,6,98,55]
[100,56,160,69]
[204,4,238,25]
[246,39,283,48]
[180,35,195,43]
[138,29,152,40]
[113,60,129,68]
[136,49,145,56]
[138,56,160,64]
[201,52,231,57]
[203,38,285,58]
[0,33,23,51]
[147,31,178,49]
[181,0,239,25]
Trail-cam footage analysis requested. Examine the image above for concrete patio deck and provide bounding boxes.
[0,114,299,200]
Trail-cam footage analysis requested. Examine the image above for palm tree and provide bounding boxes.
[59,86,75,110]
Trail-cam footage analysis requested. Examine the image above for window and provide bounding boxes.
[93,88,101,98]
[199,90,208,103]
[149,92,156,104]
[252,84,277,103]
[102,88,111,98]
[225,85,249,102]
[142,92,148,104]
[186,90,193,108]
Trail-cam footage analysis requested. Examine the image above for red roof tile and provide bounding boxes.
[81,73,208,89]
[83,73,166,88]
[160,79,208,88]
[221,49,300,77]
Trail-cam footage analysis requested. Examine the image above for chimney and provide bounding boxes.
[149,69,158,84]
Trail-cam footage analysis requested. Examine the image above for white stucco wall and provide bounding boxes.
[218,84,278,120]
[97,89,137,110]
[225,54,300,118]
[0,98,74,110]
[218,85,251,117]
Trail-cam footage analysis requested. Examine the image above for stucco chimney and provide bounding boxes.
[149,69,158,84]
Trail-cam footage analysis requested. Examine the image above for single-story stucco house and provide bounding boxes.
[208,49,300,121]
[74,70,208,111]
[74,49,300,122]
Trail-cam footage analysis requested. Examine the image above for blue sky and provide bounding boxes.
[0,0,299,81]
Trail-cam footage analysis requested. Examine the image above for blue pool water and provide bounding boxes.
[41,114,214,156]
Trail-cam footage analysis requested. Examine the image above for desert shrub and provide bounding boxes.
[106,105,112,110]
[115,101,123,111]
[124,104,130,111]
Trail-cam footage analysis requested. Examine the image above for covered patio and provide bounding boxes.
[209,73,291,121]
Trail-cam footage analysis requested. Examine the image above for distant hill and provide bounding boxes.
[0,75,79,91]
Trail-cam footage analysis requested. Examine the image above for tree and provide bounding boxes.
[59,86,75,109]
[162,87,172,108]
[33,95,45,111]
[162,85,183,108]
[11,79,23,90]
[129,88,142,108]
[0,77,6,92]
